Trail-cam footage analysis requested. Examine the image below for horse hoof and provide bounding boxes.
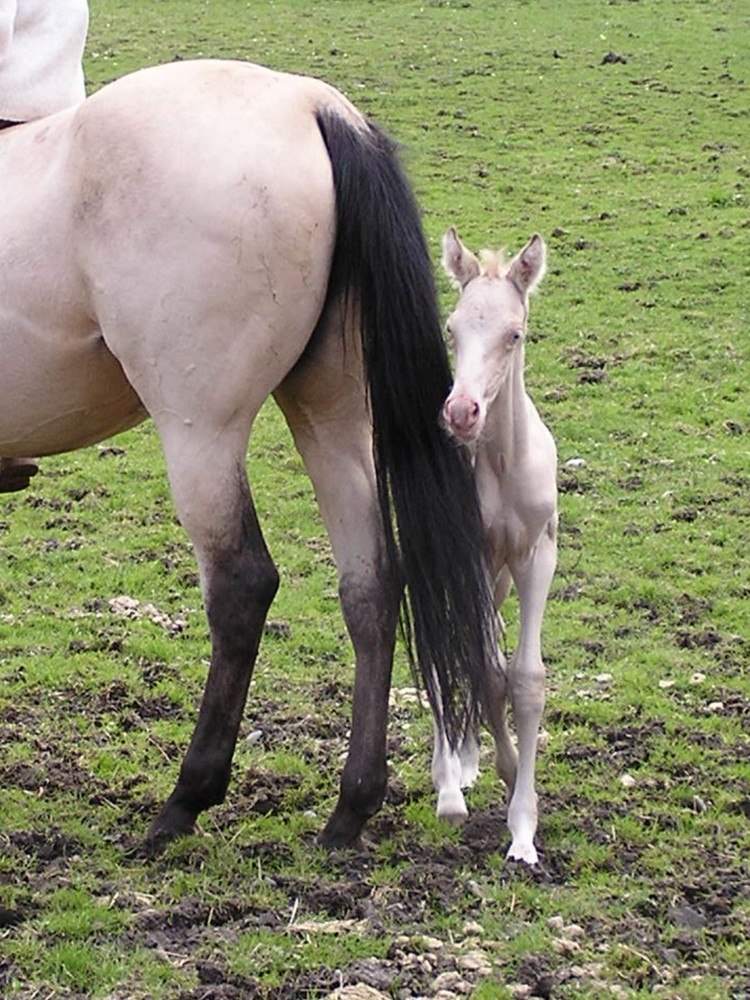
[0,457,39,493]
[146,802,197,849]
[316,828,368,852]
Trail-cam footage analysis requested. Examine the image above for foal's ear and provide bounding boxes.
[442,226,481,289]
[508,234,547,295]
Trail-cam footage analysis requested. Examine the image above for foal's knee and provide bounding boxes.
[510,666,546,721]
[509,657,546,719]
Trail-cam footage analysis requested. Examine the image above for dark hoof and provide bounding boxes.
[0,458,39,493]
[317,813,372,851]
[316,830,368,852]
[0,905,27,927]
[145,802,198,852]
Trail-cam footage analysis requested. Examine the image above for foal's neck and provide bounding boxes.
[480,347,530,472]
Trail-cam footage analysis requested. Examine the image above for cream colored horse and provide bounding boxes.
[0,60,499,848]
[433,227,558,865]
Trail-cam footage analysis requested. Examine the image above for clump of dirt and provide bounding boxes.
[4,826,83,865]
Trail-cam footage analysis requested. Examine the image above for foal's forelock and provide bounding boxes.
[477,249,511,280]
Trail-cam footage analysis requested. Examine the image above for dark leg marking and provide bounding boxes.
[147,477,278,844]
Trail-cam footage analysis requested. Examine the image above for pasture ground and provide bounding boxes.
[1,2,748,998]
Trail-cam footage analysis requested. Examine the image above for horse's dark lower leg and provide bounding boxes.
[0,457,39,493]
[147,493,278,844]
[318,570,399,848]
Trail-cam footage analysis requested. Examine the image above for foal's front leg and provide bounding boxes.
[505,520,557,864]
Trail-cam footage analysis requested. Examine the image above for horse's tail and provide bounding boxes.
[315,108,499,741]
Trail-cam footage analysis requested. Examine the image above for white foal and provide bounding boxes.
[432,227,558,865]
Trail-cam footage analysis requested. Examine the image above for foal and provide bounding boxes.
[432,227,558,865]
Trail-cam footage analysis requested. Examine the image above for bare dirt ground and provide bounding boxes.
[2,680,749,999]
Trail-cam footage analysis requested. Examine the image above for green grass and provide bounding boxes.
[1,1,749,997]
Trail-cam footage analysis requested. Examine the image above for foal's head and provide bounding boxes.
[441,227,546,443]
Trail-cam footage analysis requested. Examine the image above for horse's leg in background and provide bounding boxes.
[505,521,557,864]
[147,428,279,842]
[274,309,400,849]
[0,457,38,492]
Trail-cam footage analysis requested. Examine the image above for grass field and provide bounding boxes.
[1,2,748,998]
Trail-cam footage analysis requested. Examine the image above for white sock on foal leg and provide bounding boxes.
[432,720,469,824]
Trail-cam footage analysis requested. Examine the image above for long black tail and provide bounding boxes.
[315,108,499,741]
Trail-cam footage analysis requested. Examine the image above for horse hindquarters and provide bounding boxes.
[66,68,344,842]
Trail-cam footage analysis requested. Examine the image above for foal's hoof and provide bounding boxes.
[506,839,539,866]
[0,458,39,493]
[436,789,469,826]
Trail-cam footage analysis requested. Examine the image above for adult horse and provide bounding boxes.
[0,59,498,848]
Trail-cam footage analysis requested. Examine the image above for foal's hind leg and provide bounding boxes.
[275,315,399,849]
[432,714,477,825]
[432,567,513,826]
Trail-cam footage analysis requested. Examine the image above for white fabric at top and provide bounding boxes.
[0,0,88,121]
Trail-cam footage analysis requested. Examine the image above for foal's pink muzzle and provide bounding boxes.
[443,393,482,442]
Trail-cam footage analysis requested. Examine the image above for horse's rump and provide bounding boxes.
[0,61,354,458]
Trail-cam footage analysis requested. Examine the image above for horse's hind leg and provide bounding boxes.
[147,436,279,844]
[274,315,400,849]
